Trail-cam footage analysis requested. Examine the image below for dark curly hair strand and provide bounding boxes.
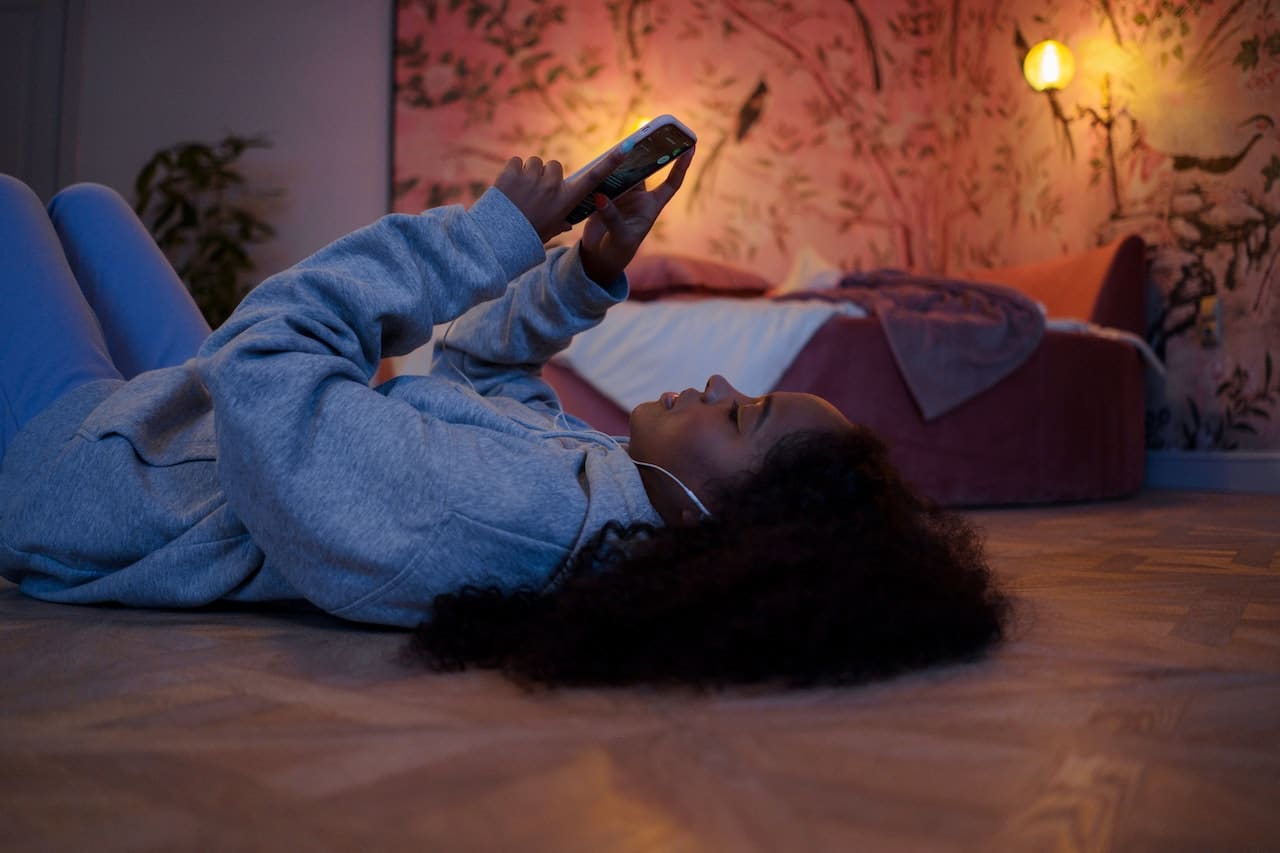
[411,426,1010,688]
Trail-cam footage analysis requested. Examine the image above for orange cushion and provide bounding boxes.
[964,235,1145,335]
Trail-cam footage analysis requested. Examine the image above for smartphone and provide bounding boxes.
[564,114,697,225]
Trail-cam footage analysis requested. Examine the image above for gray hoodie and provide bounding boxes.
[0,188,660,626]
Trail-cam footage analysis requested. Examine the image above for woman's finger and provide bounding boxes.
[650,149,695,209]
[592,193,626,232]
[498,156,523,180]
[563,148,627,200]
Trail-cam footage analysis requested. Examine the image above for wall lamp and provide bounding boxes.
[1023,39,1076,91]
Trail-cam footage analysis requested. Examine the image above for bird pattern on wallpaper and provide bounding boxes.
[686,77,769,213]
[1171,119,1269,175]
[392,0,1280,453]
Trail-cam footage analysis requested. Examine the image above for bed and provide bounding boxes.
[544,236,1150,506]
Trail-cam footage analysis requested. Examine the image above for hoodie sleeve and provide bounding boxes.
[195,188,545,622]
[431,241,628,404]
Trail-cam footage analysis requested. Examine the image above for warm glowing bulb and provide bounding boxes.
[1023,40,1076,91]
[1041,47,1060,80]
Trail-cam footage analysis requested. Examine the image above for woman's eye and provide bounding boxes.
[729,401,740,427]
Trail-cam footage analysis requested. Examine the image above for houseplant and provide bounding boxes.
[133,134,279,328]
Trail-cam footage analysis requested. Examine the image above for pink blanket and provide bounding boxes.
[791,272,1045,420]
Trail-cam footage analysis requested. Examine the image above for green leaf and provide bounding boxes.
[1235,36,1260,70]
[519,50,553,72]
[393,176,420,200]
[131,131,278,325]
[153,198,180,232]
[1263,154,1280,193]
[134,157,160,202]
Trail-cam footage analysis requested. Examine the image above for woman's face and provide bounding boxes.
[628,375,852,523]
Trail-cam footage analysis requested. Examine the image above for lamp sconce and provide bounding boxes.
[1023,39,1076,91]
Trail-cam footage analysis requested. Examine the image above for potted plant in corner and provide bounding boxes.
[133,134,279,328]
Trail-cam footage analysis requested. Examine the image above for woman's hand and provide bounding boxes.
[579,149,693,286]
[494,152,625,244]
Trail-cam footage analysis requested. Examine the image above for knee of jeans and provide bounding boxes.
[47,182,132,224]
[0,173,44,208]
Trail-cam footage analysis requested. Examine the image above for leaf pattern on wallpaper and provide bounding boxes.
[1178,352,1276,449]
[393,0,1280,451]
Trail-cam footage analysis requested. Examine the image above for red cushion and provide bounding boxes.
[625,253,772,301]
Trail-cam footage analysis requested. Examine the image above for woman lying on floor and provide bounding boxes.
[0,150,1008,688]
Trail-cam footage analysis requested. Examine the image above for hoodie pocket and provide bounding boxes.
[79,368,217,467]
[438,509,573,591]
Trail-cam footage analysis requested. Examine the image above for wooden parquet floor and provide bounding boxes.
[1,490,1277,852]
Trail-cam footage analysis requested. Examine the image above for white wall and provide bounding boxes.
[71,0,391,279]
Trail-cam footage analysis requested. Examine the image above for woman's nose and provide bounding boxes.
[702,374,738,402]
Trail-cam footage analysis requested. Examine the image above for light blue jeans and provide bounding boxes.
[0,175,211,460]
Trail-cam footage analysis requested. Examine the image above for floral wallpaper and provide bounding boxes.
[393,0,1280,452]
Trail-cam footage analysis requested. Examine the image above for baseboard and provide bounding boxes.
[1145,450,1280,495]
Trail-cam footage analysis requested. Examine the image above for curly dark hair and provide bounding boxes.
[410,425,1010,688]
